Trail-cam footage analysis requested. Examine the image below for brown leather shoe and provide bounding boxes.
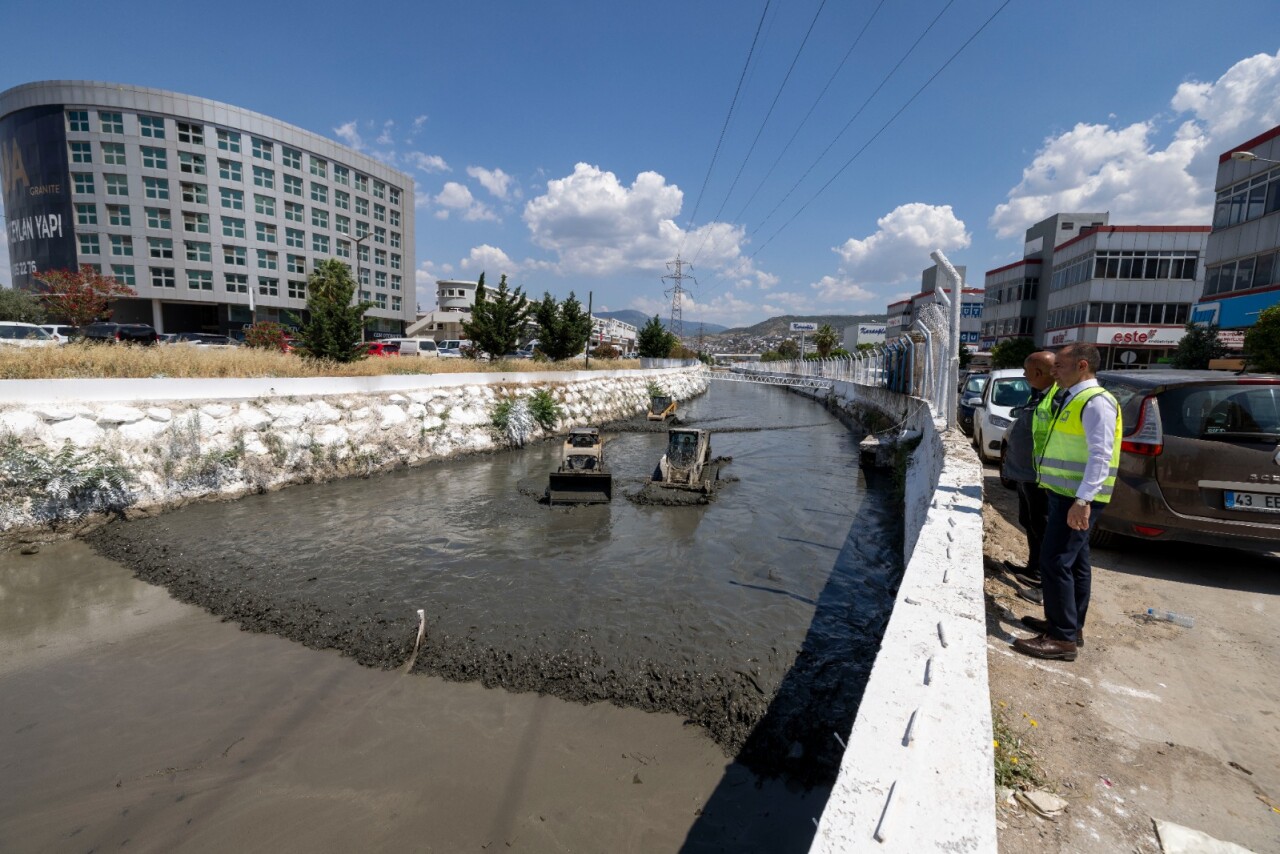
[1013,633,1078,661]
[1019,616,1084,647]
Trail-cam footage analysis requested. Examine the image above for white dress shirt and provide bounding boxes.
[1058,378,1119,503]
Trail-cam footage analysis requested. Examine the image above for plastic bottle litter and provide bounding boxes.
[1145,608,1194,628]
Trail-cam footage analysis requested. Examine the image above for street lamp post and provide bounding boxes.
[353,232,372,341]
[1230,151,1280,166]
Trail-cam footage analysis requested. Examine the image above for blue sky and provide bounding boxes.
[3,0,1280,327]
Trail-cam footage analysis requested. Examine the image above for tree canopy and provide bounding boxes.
[462,273,533,358]
[293,258,370,362]
[812,324,839,358]
[1170,322,1227,369]
[636,315,676,358]
[0,287,47,324]
[1245,307,1280,373]
[533,290,592,360]
[34,266,135,327]
[991,337,1038,369]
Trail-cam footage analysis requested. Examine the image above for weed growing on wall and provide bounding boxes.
[528,389,562,430]
[0,435,134,526]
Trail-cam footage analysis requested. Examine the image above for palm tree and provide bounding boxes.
[813,324,839,358]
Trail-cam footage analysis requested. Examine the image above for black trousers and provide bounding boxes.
[1015,481,1049,579]
[1039,492,1104,642]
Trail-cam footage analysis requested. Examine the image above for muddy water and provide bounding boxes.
[87,381,903,782]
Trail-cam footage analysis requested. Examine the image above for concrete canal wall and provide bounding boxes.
[812,379,993,853]
[0,366,707,534]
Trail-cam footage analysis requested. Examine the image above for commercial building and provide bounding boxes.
[1,81,415,336]
[1194,124,1280,350]
[408,279,477,340]
[843,322,886,350]
[983,213,1210,369]
[885,264,983,346]
[589,315,637,354]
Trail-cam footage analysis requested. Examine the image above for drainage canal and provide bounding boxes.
[88,380,903,784]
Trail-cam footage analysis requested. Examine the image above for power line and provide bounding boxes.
[750,0,1016,260]
[691,0,830,266]
[679,0,773,258]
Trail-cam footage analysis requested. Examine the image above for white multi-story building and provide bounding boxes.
[407,279,478,341]
[0,81,415,336]
[885,264,983,346]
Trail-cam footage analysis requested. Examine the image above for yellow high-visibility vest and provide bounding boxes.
[1035,386,1123,503]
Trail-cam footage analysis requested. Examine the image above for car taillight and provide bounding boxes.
[1131,525,1166,537]
[1120,395,1163,456]
[114,331,121,341]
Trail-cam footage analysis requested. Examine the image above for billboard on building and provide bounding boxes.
[789,321,818,332]
[0,105,77,289]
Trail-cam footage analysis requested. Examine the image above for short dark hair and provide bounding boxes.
[1060,343,1101,373]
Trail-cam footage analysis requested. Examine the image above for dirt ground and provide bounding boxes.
[981,465,1280,853]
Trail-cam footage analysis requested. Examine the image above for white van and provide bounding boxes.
[385,337,439,358]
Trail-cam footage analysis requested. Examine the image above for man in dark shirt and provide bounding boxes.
[1001,351,1055,602]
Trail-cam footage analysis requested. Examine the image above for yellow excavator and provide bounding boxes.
[547,427,613,505]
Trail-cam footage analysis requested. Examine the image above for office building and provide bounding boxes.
[1,81,415,336]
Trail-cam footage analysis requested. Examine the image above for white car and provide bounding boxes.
[971,368,1034,463]
[0,322,59,347]
[40,324,79,343]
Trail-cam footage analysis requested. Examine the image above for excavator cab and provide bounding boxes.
[547,427,613,504]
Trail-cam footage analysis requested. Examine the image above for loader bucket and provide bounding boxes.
[547,471,614,505]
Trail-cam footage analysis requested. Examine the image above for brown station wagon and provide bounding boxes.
[1094,370,1280,552]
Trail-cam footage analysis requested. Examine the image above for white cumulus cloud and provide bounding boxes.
[333,121,364,150]
[832,203,971,290]
[435,182,498,222]
[467,166,516,200]
[406,151,450,174]
[991,50,1280,238]
[459,245,518,279]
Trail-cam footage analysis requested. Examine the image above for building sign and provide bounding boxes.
[0,105,78,289]
[1046,327,1079,346]
[1191,303,1220,326]
[960,331,980,344]
[789,321,818,332]
[1218,330,1245,350]
[1097,326,1186,347]
[960,303,982,318]
[1213,290,1280,329]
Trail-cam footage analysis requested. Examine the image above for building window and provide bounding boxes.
[287,254,306,274]
[310,182,328,204]
[282,147,301,169]
[222,217,246,239]
[101,174,127,196]
[389,187,400,206]
[390,209,400,227]
[217,129,241,153]
[375,270,387,289]
[283,175,303,197]
[312,234,330,253]
[359,268,370,287]
[372,180,385,200]
[374,226,386,245]
[181,182,208,205]
[224,245,247,266]
[359,288,371,300]
[257,249,278,270]
[148,237,174,259]
[355,221,370,239]
[355,197,369,217]
[288,279,306,299]
[145,207,171,230]
[179,151,206,175]
[138,116,165,139]
[69,141,92,163]
[101,142,126,165]
[357,244,370,263]
[225,273,248,293]
[67,110,89,132]
[390,231,401,249]
[187,270,213,291]
[373,203,386,223]
[257,276,279,296]
[285,227,304,248]
[143,177,169,200]
[252,166,274,189]
[220,188,244,210]
[72,172,95,194]
[392,295,401,311]
[391,253,401,270]
[219,159,242,182]
[111,265,135,286]
[335,239,351,259]
[256,222,277,243]
[310,156,327,178]
[334,189,350,210]
[177,122,204,145]
[375,292,387,309]
[333,164,349,185]
[99,111,124,134]
[284,201,304,222]
[311,208,328,229]
[150,267,176,288]
[254,194,276,216]
[375,248,387,266]
[141,146,167,170]
[78,233,100,255]
[75,203,97,226]
[109,235,133,257]
[354,173,368,193]
[391,275,401,291]
[108,205,131,227]
[1213,165,1280,230]
[185,241,212,263]
[252,137,272,161]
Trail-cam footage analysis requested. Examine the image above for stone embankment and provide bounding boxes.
[0,367,706,535]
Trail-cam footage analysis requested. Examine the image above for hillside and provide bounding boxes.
[718,314,887,338]
[596,310,727,335]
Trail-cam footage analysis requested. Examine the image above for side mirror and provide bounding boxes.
[1009,405,1025,417]
[962,395,981,406]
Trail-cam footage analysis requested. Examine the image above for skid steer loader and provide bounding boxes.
[546,427,613,505]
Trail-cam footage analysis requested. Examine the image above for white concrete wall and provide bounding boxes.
[0,367,707,533]
[810,380,992,852]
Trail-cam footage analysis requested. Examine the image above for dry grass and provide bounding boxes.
[0,344,642,380]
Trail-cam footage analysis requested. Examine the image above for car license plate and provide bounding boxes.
[1224,490,1280,513]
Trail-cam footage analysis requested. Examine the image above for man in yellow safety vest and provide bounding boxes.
[1013,342,1122,662]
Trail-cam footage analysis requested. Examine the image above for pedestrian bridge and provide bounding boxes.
[707,370,834,390]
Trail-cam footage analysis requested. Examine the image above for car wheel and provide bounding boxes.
[975,427,991,463]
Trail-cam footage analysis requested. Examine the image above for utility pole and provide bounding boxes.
[697,322,705,356]
[662,256,696,342]
[585,290,592,369]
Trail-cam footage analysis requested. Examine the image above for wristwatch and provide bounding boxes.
[1073,498,1088,508]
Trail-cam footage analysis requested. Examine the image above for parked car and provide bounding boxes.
[972,368,1032,463]
[1091,370,1280,551]
[436,338,470,358]
[39,324,79,343]
[81,322,159,344]
[383,338,439,358]
[0,322,59,347]
[171,332,239,347]
[363,341,402,357]
[958,372,989,436]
